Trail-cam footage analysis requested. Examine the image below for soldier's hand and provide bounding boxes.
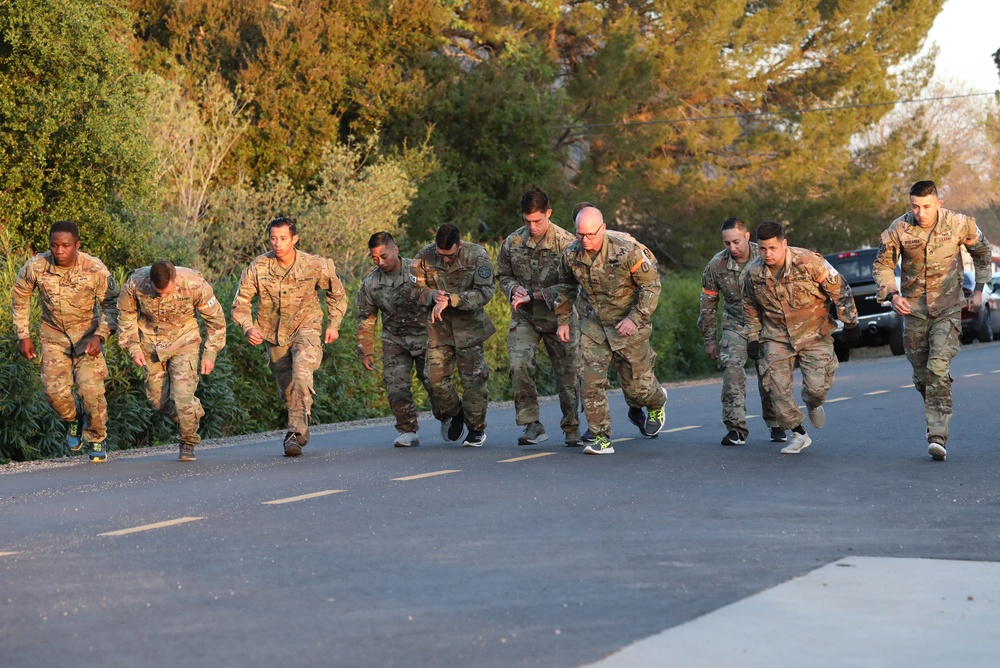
[431,299,448,323]
[361,354,376,371]
[556,324,570,343]
[247,327,265,346]
[200,358,215,375]
[510,292,531,311]
[968,291,983,313]
[890,294,912,316]
[131,352,147,368]
[705,344,718,360]
[747,340,761,360]
[615,317,638,337]
[324,327,339,344]
[84,335,103,357]
[842,323,861,342]
[511,286,528,301]
[17,337,36,360]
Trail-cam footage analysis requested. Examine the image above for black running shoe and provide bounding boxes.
[283,431,302,457]
[462,430,485,447]
[447,410,466,442]
[769,427,787,443]
[721,429,746,446]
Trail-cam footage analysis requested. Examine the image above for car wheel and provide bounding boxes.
[888,322,905,356]
[977,305,993,343]
[834,341,851,362]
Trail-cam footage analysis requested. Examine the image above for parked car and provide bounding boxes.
[960,271,999,343]
[824,248,903,362]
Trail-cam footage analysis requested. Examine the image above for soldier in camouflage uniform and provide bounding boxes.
[697,217,783,446]
[743,221,859,455]
[497,189,581,447]
[356,232,440,447]
[12,221,119,462]
[233,217,348,457]
[873,180,993,461]
[117,261,227,461]
[410,224,496,447]
[554,207,667,455]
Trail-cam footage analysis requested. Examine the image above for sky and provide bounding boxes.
[927,0,1000,92]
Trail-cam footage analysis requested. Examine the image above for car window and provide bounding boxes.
[826,250,899,281]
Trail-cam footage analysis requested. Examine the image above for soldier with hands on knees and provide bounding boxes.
[743,221,859,455]
[410,224,496,447]
[697,217,783,446]
[233,217,348,456]
[497,188,581,447]
[356,232,440,447]
[554,206,667,455]
[117,261,226,461]
[873,180,993,461]
[12,221,119,462]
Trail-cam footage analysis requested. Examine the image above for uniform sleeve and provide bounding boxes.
[322,258,348,331]
[742,271,762,341]
[551,253,578,327]
[450,250,496,311]
[626,245,661,327]
[961,218,993,286]
[697,264,720,346]
[355,281,378,359]
[815,257,858,326]
[409,255,435,306]
[873,227,901,301]
[115,278,142,358]
[495,238,519,300]
[11,260,37,340]
[95,268,120,340]
[195,279,227,362]
[231,264,258,334]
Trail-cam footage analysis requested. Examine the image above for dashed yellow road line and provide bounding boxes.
[663,425,700,433]
[99,517,205,537]
[498,452,557,463]
[392,470,460,481]
[864,390,891,396]
[826,397,851,403]
[262,490,345,505]
[963,373,983,378]
[0,551,18,557]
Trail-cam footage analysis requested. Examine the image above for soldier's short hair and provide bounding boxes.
[150,261,176,290]
[435,224,461,250]
[909,180,938,198]
[519,188,550,215]
[755,221,784,242]
[50,221,79,241]
[721,217,747,233]
[571,202,594,224]
[268,216,298,236]
[368,232,396,249]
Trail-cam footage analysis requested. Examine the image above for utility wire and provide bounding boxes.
[565,91,998,131]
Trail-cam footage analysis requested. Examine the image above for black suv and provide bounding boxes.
[824,248,903,362]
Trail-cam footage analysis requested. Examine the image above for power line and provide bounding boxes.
[565,91,998,131]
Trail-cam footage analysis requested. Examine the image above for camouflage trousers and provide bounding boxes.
[382,339,439,434]
[145,343,204,446]
[718,329,779,438]
[39,328,109,443]
[507,320,580,433]
[758,338,837,430]
[425,343,489,432]
[903,310,960,443]
[266,331,323,439]
[580,329,663,438]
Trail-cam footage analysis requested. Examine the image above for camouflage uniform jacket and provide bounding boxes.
[232,250,348,346]
[697,243,760,347]
[874,209,992,317]
[117,266,227,363]
[743,246,858,350]
[410,241,497,348]
[355,258,428,358]
[557,233,660,351]
[12,251,119,344]
[496,222,576,333]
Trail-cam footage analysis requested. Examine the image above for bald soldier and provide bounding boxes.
[497,188,581,446]
[874,180,993,461]
[698,217,783,446]
[743,221,859,455]
[12,221,119,462]
[233,216,348,456]
[117,261,227,461]
[555,207,667,455]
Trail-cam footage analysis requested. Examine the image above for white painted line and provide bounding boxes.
[900,383,915,388]
[498,452,557,463]
[864,390,891,396]
[746,414,759,419]
[991,370,1000,374]
[611,437,636,444]
[262,490,345,505]
[392,470,460,481]
[663,425,700,433]
[826,397,851,403]
[99,517,205,537]
[0,551,19,557]
[963,373,982,378]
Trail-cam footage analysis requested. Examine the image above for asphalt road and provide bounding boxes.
[2,342,999,667]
